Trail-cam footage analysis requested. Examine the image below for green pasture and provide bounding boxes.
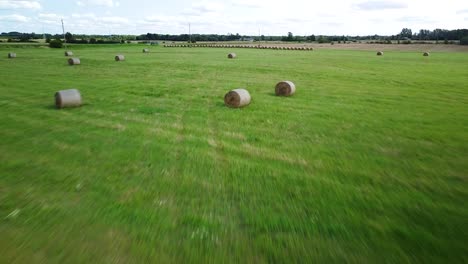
[0,44,467,263]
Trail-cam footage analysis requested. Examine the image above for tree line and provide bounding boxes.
[1,28,467,45]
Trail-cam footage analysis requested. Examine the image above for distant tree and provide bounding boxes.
[317,35,329,43]
[49,39,63,48]
[287,32,293,41]
[459,37,468,45]
[89,38,97,44]
[399,28,412,39]
[307,34,316,41]
[65,32,73,42]
[260,35,265,41]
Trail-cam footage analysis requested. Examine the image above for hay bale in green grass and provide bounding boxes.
[64,51,73,56]
[115,55,125,61]
[275,81,296,96]
[55,89,82,109]
[8,53,16,58]
[228,53,237,59]
[68,58,80,65]
[143,48,149,53]
[377,51,383,56]
[423,52,430,56]
[224,89,251,108]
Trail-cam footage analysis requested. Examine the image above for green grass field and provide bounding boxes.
[1,44,467,263]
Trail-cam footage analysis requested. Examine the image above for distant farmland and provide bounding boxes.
[1,44,467,263]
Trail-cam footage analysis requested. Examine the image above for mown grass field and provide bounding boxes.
[0,44,467,263]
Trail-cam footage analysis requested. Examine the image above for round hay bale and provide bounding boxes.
[64,51,73,56]
[224,89,251,108]
[275,81,296,96]
[228,53,237,59]
[8,52,16,58]
[115,55,125,61]
[143,48,149,53]
[423,52,430,56]
[55,89,82,109]
[377,51,383,56]
[68,58,80,65]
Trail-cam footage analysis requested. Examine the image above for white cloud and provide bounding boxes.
[398,16,436,23]
[100,16,128,24]
[0,0,41,10]
[0,14,30,22]
[231,0,264,9]
[0,0,467,35]
[76,0,119,7]
[181,1,224,16]
[37,13,62,24]
[354,1,408,10]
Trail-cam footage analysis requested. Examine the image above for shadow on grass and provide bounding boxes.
[43,103,90,110]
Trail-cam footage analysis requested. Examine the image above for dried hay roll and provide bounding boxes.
[224,89,251,108]
[377,51,384,56]
[275,81,296,96]
[65,51,73,56]
[8,52,16,58]
[423,52,430,56]
[115,55,125,61]
[143,48,149,53]
[228,53,237,59]
[55,89,82,109]
[68,58,80,65]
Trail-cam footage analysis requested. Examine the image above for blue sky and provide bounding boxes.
[1,0,467,35]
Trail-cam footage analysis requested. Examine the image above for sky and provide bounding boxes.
[0,0,467,36]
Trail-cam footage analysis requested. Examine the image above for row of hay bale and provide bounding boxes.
[67,55,126,65]
[67,52,153,65]
[164,44,314,51]
[376,51,430,56]
[54,81,295,109]
[213,80,297,108]
[66,48,152,65]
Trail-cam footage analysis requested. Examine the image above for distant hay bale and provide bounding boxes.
[143,48,149,53]
[377,51,384,56]
[64,51,73,56]
[224,89,251,108]
[8,52,16,58]
[275,81,296,96]
[228,53,237,59]
[55,89,82,109]
[115,55,125,61]
[68,58,80,65]
[423,52,430,56]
